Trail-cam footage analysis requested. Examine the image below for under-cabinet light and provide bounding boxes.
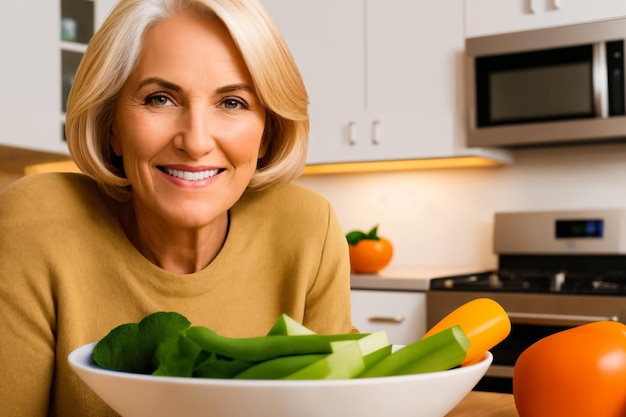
[301,156,506,175]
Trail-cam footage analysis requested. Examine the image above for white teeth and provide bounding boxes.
[164,168,219,181]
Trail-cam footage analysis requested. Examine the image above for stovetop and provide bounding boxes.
[430,268,626,295]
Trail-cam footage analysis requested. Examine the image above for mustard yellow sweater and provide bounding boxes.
[0,173,354,417]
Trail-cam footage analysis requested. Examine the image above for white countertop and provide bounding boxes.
[350,265,491,291]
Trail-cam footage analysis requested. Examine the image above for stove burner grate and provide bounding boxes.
[431,269,626,295]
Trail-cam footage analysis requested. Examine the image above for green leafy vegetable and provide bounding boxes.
[92,311,191,374]
[152,331,203,377]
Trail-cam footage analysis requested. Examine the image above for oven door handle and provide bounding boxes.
[507,312,619,327]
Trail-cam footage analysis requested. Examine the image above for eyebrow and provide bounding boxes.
[136,78,255,95]
[136,77,182,93]
[215,83,256,95]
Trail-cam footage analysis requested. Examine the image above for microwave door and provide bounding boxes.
[474,44,598,128]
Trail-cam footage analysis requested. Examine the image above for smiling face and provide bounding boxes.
[111,12,266,231]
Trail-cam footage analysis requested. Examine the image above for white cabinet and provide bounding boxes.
[259,1,362,164]
[0,0,116,154]
[262,0,507,165]
[351,289,426,346]
[466,0,626,38]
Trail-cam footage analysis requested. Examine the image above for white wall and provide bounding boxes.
[296,143,626,270]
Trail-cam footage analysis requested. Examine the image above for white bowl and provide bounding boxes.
[69,342,492,417]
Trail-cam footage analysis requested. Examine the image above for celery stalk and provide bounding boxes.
[283,340,365,380]
[234,354,327,379]
[357,325,470,378]
[282,331,391,380]
[266,314,316,336]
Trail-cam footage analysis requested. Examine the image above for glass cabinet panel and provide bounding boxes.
[59,0,94,141]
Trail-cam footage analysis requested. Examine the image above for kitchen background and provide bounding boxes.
[3,0,626,271]
[297,142,626,270]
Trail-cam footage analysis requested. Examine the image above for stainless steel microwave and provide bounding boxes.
[466,17,626,148]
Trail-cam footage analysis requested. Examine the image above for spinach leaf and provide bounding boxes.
[152,331,203,377]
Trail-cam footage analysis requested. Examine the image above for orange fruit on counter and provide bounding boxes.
[346,225,393,274]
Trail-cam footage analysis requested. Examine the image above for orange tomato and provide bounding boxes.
[513,321,626,417]
[348,237,393,274]
[346,225,394,274]
[422,298,511,366]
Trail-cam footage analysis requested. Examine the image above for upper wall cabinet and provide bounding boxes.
[466,0,626,38]
[262,0,509,165]
[0,0,116,154]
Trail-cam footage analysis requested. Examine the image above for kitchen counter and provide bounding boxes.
[351,265,489,291]
[446,392,518,417]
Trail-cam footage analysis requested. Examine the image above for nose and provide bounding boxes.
[174,101,217,159]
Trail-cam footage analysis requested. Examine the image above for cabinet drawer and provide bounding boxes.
[351,289,426,346]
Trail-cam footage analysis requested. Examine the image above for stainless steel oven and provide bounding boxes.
[427,209,626,393]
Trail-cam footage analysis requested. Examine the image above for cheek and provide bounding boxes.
[221,118,266,164]
[114,115,170,160]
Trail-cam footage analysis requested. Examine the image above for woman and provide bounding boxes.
[0,0,354,415]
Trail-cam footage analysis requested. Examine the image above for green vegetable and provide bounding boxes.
[185,326,366,362]
[266,314,315,336]
[283,331,391,380]
[236,330,391,380]
[152,330,203,377]
[153,331,257,378]
[235,317,321,379]
[356,330,391,367]
[92,312,471,382]
[284,340,365,380]
[365,345,394,368]
[92,311,191,374]
[358,325,470,378]
[234,353,327,379]
[193,351,256,379]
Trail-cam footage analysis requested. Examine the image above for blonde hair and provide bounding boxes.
[65,0,309,201]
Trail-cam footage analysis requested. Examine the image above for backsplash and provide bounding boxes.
[296,143,626,270]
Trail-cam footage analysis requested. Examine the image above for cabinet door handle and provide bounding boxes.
[553,0,562,9]
[528,0,537,13]
[347,121,357,146]
[371,120,381,145]
[368,316,405,324]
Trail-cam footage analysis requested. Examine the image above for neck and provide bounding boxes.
[119,203,229,274]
